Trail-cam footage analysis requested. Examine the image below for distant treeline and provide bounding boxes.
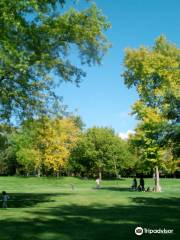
[0,116,137,178]
[0,115,179,178]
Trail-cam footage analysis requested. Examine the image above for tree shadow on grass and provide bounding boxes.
[99,186,132,192]
[3,192,73,208]
[132,197,180,207]
[0,196,179,240]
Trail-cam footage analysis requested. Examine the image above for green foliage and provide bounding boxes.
[0,124,17,175]
[69,115,85,130]
[0,121,136,177]
[10,125,40,174]
[123,36,180,174]
[10,116,80,175]
[70,127,136,177]
[123,36,179,121]
[0,0,110,120]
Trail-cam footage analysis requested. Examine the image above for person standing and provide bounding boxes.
[140,177,145,191]
[2,191,9,208]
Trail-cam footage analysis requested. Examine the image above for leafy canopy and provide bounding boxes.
[123,36,180,173]
[0,0,110,120]
[70,127,135,177]
[10,116,80,175]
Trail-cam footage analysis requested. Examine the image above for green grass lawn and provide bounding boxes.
[0,177,179,240]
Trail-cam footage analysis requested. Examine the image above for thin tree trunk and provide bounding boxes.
[56,170,60,178]
[15,168,19,175]
[99,170,102,180]
[37,168,41,177]
[154,166,161,192]
[114,162,119,179]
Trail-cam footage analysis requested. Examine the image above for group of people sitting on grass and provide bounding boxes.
[131,177,152,192]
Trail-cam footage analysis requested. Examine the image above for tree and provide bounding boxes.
[123,36,180,191]
[70,127,135,178]
[10,120,42,175]
[0,124,17,175]
[129,115,167,191]
[11,116,80,176]
[69,115,85,131]
[0,0,110,121]
[42,118,80,177]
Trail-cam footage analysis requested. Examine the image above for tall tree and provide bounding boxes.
[129,108,176,190]
[0,0,110,121]
[123,36,180,191]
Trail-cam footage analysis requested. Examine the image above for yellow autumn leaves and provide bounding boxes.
[42,118,79,175]
[11,117,80,176]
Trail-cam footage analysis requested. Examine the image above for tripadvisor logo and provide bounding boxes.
[135,226,174,235]
[135,227,143,236]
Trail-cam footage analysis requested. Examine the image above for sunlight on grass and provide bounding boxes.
[0,177,179,240]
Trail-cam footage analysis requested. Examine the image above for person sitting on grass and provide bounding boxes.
[131,178,137,190]
[2,191,10,209]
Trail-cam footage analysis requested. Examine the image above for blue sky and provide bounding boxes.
[56,0,180,136]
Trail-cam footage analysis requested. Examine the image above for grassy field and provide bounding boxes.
[0,177,179,240]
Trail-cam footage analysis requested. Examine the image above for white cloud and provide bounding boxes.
[119,130,135,140]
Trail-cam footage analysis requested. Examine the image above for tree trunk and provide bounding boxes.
[154,166,162,192]
[114,162,119,179]
[15,168,19,176]
[37,168,41,177]
[56,170,60,178]
[99,170,102,180]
